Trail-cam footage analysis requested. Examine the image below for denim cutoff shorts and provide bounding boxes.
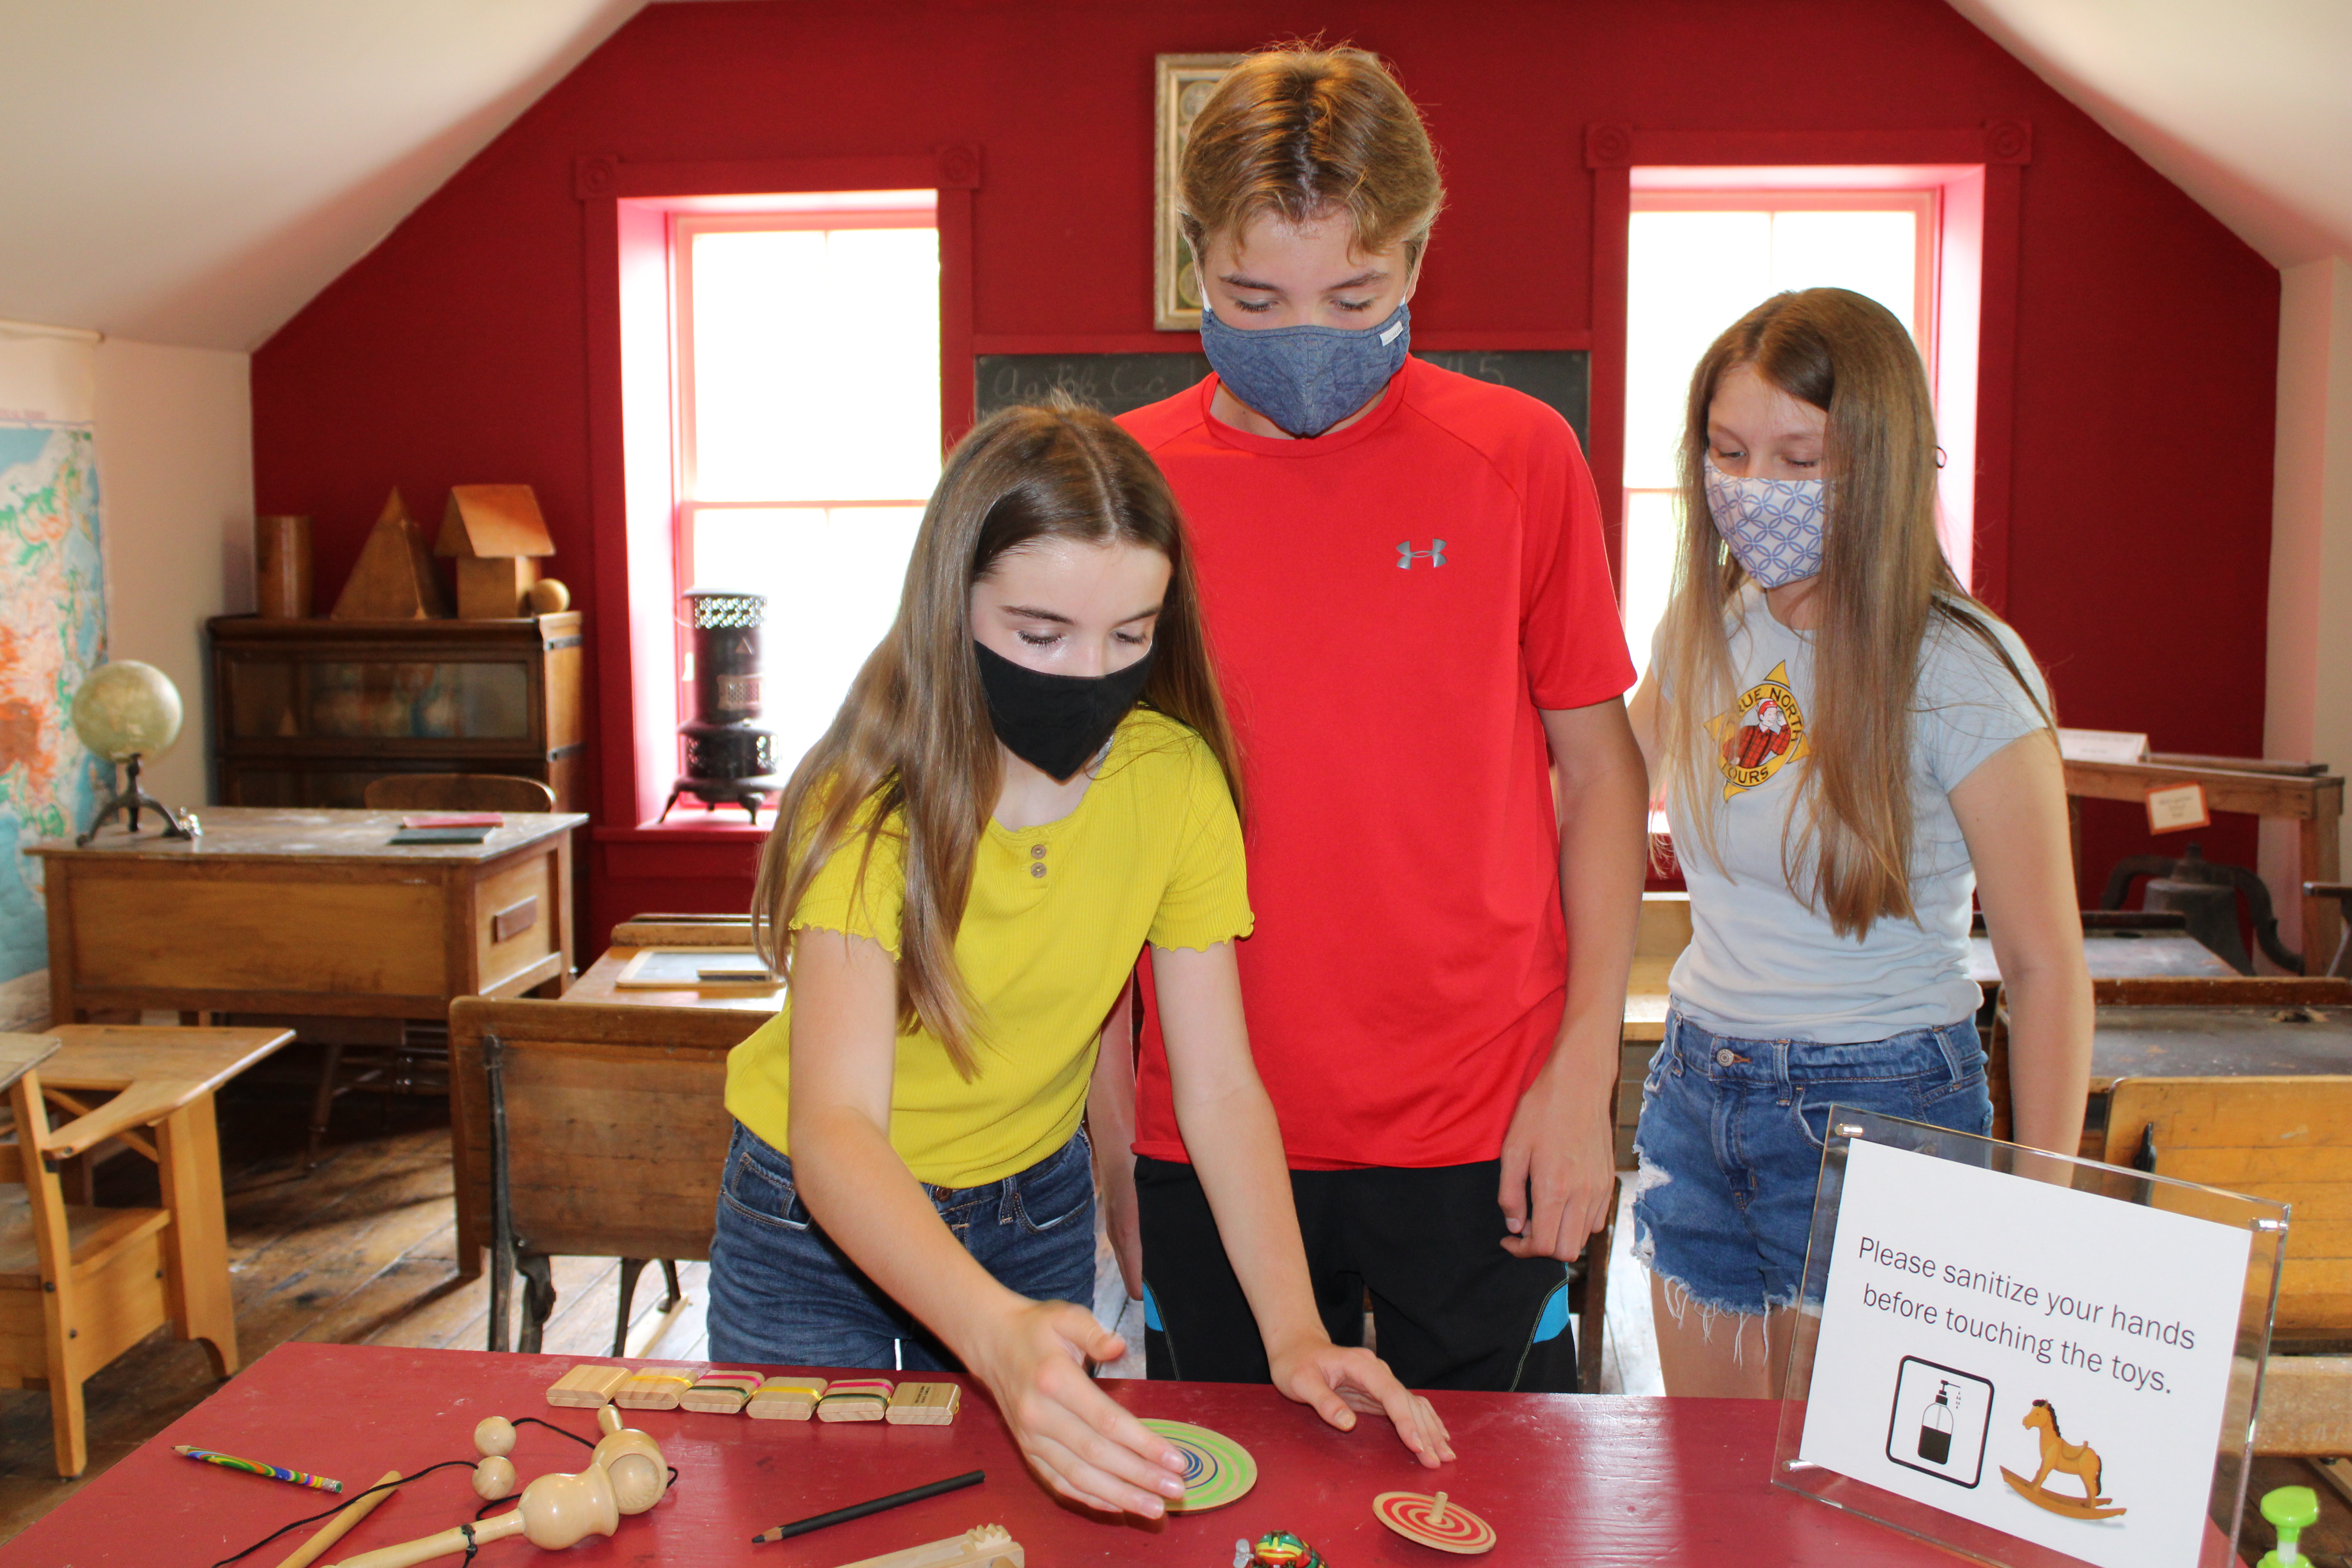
[1630,1009,1991,1318]
[707,1120,1096,1371]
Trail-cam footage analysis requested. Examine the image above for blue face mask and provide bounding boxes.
[1198,299,1412,437]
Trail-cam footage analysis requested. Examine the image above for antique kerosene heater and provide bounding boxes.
[659,589,782,821]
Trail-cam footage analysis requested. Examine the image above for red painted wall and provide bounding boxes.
[252,0,2281,944]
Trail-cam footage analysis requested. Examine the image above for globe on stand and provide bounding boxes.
[71,661,195,845]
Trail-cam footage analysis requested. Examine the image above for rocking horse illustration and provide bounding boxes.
[1998,1400,2128,1521]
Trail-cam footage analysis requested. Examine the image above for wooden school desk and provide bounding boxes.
[10,1341,1965,1566]
[564,944,780,1012]
[25,807,585,1025]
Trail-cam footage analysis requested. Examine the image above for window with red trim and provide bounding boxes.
[670,193,942,778]
[1622,170,1980,674]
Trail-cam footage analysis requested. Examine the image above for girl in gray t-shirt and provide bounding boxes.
[1624,288,2092,1401]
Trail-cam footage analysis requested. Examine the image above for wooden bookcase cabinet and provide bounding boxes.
[207,613,584,811]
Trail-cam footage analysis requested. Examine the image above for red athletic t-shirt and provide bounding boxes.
[1120,358,1636,1169]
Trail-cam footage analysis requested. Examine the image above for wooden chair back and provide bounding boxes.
[0,1066,173,1475]
[363,772,557,813]
[2103,1074,2352,1347]
[447,997,764,1270]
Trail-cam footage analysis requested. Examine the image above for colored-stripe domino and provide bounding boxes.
[816,1377,893,1423]
[682,1369,763,1414]
[614,1364,706,1410]
[746,1377,828,1421]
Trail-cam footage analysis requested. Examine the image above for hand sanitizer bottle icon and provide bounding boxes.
[1917,1381,1958,1465]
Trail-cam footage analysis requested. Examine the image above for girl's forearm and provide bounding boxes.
[2000,965,2093,1156]
[1172,1085,1327,1356]
[791,1107,1027,1356]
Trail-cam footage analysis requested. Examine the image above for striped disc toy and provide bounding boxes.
[1373,1491,1496,1554]
[1139,1419,1256,1512]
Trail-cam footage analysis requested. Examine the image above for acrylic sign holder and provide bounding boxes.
[1769,1107,2288,1568]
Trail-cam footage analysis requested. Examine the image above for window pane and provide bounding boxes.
[1769,210,1916,339]
[1625,212,1771,491]
[690,227,941,502]
[692,506,925,775]
[1621,489,1684,680]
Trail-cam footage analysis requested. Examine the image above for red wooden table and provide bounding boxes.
[5,1343,1964,1567]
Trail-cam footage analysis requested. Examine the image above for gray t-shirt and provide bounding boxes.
[1660,587,2051,1043]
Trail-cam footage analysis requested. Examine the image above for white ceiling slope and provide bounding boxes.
[0,0,646,350]
[1947,0,2352,270]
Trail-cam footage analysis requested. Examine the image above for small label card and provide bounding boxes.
[1798,1140,2253,1568]
[2145,782,2210,835]
[2056,729,2151,765]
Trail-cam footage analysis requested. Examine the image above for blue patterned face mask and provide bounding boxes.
[1704,459,1826,587]
[1198,300,1411,437]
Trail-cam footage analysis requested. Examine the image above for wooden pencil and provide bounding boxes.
[272,1469,401,1568]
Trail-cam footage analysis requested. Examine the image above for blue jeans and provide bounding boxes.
[707,1121,1097,1370]
[1630,1010,1991,1318]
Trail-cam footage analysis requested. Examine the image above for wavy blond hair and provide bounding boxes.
[1655,289,2051,937]
[751,403,1241,1075]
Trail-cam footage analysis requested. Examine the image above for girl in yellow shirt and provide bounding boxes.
[709,403,1448,1517]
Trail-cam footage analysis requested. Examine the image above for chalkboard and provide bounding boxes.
[975,348,1589,444]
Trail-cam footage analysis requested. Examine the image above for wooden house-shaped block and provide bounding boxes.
[438,484,555,619]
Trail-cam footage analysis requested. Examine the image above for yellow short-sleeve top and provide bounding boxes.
[723,708,1252,1189]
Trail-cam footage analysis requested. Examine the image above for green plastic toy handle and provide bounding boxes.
[2256,1485,2320,1568]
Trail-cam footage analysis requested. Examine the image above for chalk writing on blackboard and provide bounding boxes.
[976,350,1588,444]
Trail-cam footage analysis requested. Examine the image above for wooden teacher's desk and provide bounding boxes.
[11,1342,1960,1566]
[26,807,585,1024]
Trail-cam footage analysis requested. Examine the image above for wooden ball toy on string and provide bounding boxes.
[325,1411,668,1568]
[472,1416,519,1499]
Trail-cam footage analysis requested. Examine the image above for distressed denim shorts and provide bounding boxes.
[1630,1009,1991,1318]
[707,1120,1096,1371]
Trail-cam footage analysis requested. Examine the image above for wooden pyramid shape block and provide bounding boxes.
[331,489,450,620]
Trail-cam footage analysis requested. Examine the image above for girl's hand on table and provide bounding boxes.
[966,1297,1189,1516]
[1267,1335,1455,1468]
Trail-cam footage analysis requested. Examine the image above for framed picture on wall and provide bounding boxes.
[1154,53,1243,331]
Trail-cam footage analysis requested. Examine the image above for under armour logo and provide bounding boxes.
[1397,539,1447,569]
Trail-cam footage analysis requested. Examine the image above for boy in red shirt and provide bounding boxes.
[1105,45,1646,1391]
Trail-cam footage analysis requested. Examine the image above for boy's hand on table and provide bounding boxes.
[965,1297,1188,1517]
[1267,1335,1455,1468]
[1498,1053,1618,1260]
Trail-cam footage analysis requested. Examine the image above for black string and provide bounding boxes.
[207,1460,474,1568]
[209,1415,614,1566]
[512,1416,597,1449]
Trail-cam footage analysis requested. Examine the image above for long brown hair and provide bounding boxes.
[751,402,1241,1074]
[1178,42,1445,269]
[1655,289,2051,937]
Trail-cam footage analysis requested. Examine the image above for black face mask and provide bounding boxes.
[973,639,1156,782]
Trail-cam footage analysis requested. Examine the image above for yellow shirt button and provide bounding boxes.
[1030,863,1046,879]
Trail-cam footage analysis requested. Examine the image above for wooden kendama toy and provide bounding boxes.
[325,1407,667,1568]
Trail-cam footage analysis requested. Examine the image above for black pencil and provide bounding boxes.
[751,1468,987,1544]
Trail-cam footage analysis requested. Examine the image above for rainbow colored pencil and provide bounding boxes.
[174,1445,343,1493]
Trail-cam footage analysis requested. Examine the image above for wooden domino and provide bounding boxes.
[682,1369,763,1414]
[886,1382,961,1426]
[746,1376,828,1421]
[544,1364,630,1409]
[816,1377,894,1423]
[614,1363,705,1411]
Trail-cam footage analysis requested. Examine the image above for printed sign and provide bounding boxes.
[2145,782,2210,835]
[1798,1139,2254,1568]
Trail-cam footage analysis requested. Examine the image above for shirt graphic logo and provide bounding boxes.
[1704,660,1810,800]
[1397,539,1447,569]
